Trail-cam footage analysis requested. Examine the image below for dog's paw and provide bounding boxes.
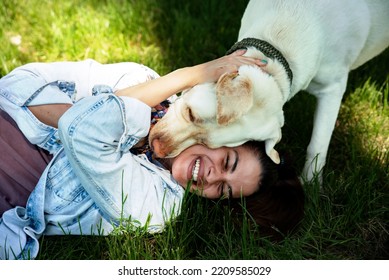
[301,159,324,187]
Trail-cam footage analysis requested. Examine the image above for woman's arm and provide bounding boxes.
[29,104,73,128]
[57,94,161,223]
[115,50,264,107]
[29,51,264,127]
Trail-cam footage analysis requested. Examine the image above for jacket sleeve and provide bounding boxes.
[57,93,169,223]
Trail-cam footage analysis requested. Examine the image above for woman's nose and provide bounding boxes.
[206,167,225,184]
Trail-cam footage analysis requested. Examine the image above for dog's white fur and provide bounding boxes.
[150,0,389,182]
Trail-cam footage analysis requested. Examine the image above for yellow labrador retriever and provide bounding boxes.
[150,0,389,182]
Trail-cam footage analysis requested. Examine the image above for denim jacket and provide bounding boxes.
[0,60,184,260]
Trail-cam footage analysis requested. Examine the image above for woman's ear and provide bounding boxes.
[215,72,253,125]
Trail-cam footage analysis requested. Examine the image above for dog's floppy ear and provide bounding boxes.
[216,72,253,125]
[265,136,281,164]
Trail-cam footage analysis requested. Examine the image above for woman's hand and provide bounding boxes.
[116,50,265,108]
[190,49,266,85]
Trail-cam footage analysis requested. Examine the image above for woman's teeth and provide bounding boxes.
[192,159,200,182]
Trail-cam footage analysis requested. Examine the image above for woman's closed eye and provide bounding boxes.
[224,154,230,170]
[219,182,226,198]
[224,150,238,172]
[219,183,232,199]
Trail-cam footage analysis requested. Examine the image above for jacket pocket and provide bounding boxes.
[45,152,89,213]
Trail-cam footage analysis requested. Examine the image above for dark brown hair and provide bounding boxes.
[229,141,305,240]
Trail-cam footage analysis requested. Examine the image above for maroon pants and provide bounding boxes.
[0,110,52,216]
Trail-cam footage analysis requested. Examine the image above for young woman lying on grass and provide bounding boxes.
[0,50,304,259]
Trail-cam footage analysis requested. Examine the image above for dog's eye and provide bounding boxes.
[188,108,195,122]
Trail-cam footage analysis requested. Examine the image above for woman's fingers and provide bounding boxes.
[215,52,267,76]
[227,50,267,67]
[230,49,247,56]
[192,51,268,84]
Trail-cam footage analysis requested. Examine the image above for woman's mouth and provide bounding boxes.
[192,158,200,182]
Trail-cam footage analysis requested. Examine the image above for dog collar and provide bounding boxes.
[226,37,293,85]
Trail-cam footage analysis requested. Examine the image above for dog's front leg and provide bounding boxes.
[302,76,348,185]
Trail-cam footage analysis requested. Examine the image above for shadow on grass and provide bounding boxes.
[142,0,250,69]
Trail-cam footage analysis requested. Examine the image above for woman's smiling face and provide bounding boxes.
[170,144,262,199]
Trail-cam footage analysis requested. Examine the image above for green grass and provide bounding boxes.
[1,0,387,260]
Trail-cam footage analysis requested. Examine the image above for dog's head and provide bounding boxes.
[149,63,285,164]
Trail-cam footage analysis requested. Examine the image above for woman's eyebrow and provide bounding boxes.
[231,150,239,173]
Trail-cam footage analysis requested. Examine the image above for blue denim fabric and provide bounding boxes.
[0,60,184,259]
